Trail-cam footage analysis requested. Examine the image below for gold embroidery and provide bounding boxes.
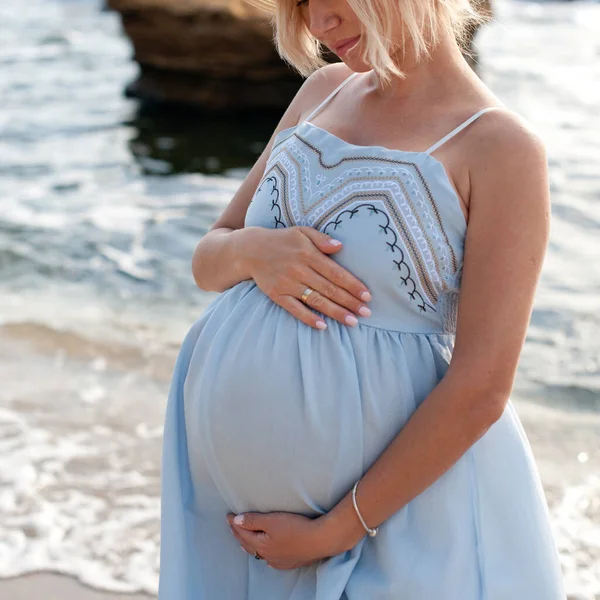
[264,126,462,307]
[270,165,291,227]
[303,172,443,283]
[294,133,458,273]
[270,149,445,297]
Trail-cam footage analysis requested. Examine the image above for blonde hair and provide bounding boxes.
[271,0,489,83]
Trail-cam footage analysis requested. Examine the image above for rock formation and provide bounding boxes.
[107,0,303,110]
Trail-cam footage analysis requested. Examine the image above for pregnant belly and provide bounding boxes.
[182,281,419,515]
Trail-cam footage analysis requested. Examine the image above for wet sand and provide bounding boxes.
[0,572,154,599]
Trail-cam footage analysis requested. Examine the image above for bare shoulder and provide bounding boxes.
[469,108,548,182]
[467,108,549,211]
[473,107,546,160]
[295,63,357,121]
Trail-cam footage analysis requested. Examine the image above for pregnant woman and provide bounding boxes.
[158,0,566,597]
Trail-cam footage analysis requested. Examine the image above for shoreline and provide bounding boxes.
[0,572,155,600]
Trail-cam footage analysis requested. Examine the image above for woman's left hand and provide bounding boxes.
[226,510,346,570]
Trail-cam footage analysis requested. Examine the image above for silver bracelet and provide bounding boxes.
[352,479,379,537]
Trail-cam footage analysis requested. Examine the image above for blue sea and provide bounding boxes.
[0,0,599,597]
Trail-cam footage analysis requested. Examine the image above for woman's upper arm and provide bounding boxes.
[209,63,354,232]
[447,113,551,412]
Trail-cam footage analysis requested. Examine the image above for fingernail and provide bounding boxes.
[316,320,327,330]
[345,315,358,326]
[358,306,371,317]
[360,291,372,302]
[329,239,342,246]
[233,514,244,525]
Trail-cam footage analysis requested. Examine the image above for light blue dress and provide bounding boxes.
[158,72,566,599]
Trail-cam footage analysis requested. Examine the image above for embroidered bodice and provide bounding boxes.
[244,72,502,335]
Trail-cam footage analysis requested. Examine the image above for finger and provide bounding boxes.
[297,287,359,328]
[300,269,371,322]
[230,525,255,555]
[310,253,372,303]
[232,512,268,531]
[278,295,329,330]
[232,524,268,551]
[296,226,345,255]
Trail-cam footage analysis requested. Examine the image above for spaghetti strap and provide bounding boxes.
[425,106,505,154]
[304,72,361,123]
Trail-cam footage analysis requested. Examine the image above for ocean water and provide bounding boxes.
[0,0,599,597]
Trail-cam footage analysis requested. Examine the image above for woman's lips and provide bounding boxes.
[334,36,360,57]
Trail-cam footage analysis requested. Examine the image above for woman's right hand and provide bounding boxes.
[236,226,372,330]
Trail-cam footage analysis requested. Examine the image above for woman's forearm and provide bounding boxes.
[192,227,258,293]
[320,372,508,553]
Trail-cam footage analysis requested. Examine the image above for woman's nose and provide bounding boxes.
[306,3,340,39]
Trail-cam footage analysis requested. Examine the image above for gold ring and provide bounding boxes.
[301,287,314,303]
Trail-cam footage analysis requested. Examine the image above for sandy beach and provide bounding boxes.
[0,572,153,600]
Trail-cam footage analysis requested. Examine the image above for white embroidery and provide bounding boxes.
[402,169,452,283]
[287,140,312,201]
